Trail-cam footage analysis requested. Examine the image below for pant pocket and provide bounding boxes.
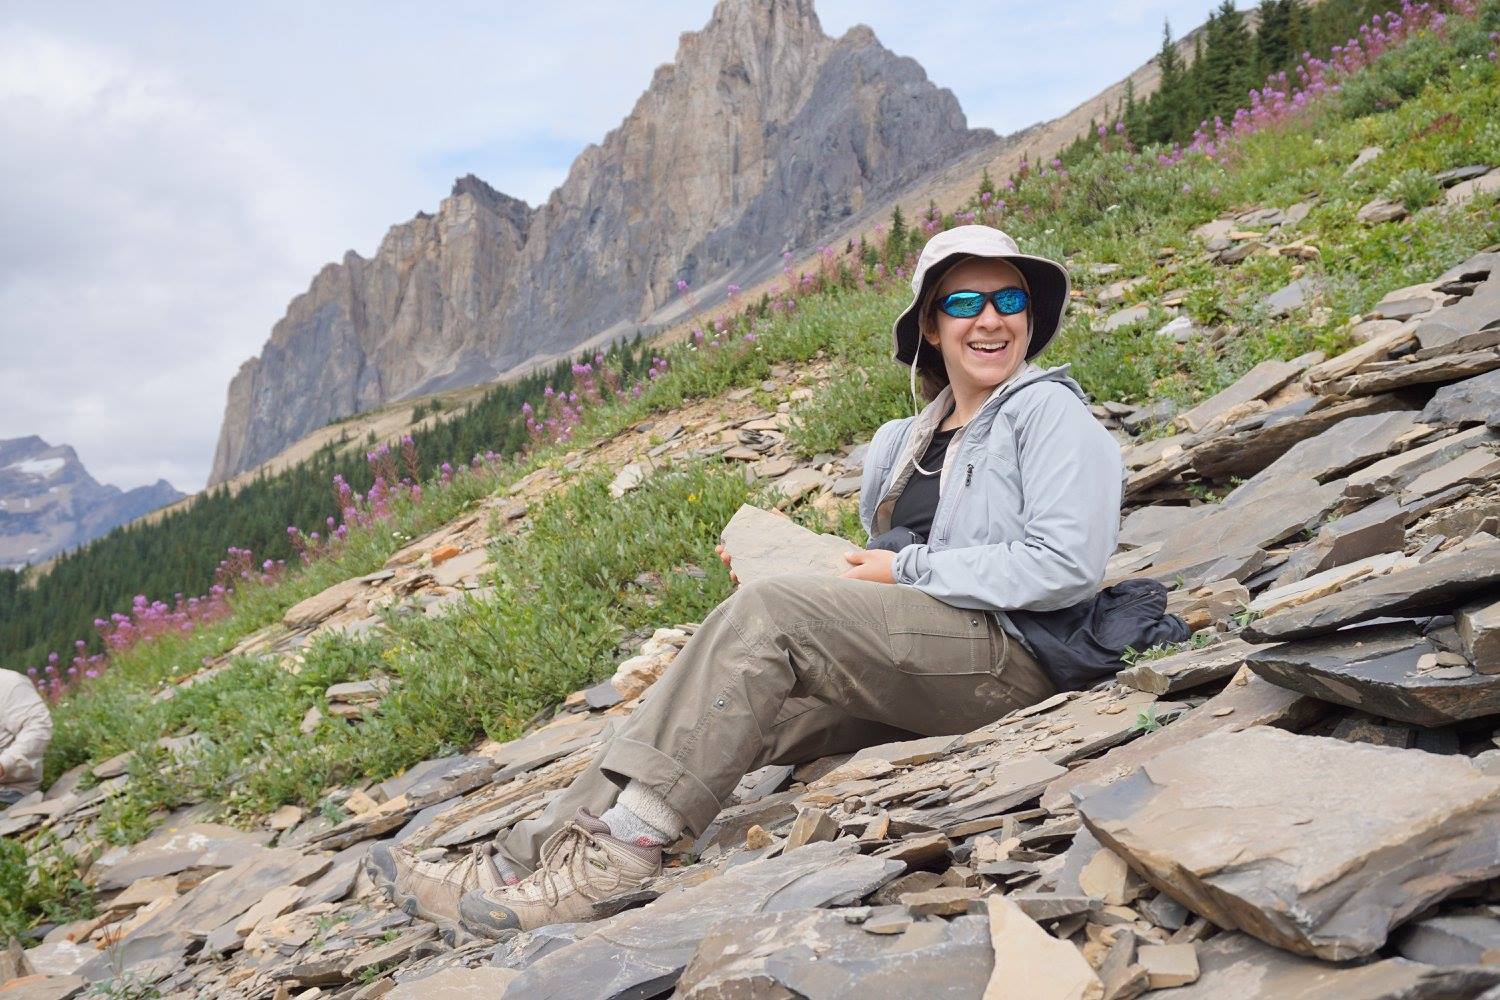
[881,588,994,676]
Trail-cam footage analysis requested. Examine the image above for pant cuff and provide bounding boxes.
[600,737,722,836]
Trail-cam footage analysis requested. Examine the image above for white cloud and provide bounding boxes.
[0,1,1218,492]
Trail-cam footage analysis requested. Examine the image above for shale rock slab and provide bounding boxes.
[675,908,993,998]
[1145,932,1500,999]
[1077,727,1500,960]
[1245,620,1500,726]
[503,839,903,998]
[720,504,860,583]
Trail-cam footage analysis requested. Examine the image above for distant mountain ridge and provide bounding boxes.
[0,437,183,570]
[208,0,996,484]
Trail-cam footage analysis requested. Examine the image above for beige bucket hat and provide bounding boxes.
[891,225,1071,366]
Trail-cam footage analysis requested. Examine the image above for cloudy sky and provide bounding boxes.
[0,0,1212,492]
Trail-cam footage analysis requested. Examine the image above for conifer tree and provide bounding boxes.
[885,205,909,264]
[1147,20,1187,144]
[1201,1,1257,122]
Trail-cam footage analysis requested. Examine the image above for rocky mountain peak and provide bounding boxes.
[208,1,996,484]
[0,436,184,570]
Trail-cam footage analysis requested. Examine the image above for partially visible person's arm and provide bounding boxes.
[891,384,1121,612]
[0,677,53,786]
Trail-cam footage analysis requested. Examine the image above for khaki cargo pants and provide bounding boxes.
[495,573,1055,871]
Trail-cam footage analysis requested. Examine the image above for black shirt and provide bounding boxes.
[889,424,963,541]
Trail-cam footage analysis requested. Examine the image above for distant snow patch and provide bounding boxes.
[6,457,66,478]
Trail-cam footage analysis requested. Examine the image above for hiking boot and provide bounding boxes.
[366,840,515,927]
[457,809,661,938]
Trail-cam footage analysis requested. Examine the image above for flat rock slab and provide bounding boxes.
[1032,674,1301,814]
[1174,354,1320,434]
[1420,369,1500,426]
[1244,544,1500,641]
[675,909,993,999]
[984,895,1103,1000]
[95,822,268,890]
[1077,727,1500,960]
[126,848,330,943]
[282,576,369,629]
[1118,639,1254,695]
[504,839,903,999]
[1224,410,1421,506]
[0,976,89,1000]
[1245,621,1500,727]
[720,504,859,583]
[1143,932,1500,999]
[387,965,519,998]
[1394,914,1500,966]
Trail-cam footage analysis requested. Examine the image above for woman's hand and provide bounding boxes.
[840,548,896,584]
[713,543,740,584]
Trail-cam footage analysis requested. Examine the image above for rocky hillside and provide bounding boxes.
[0,437,182,571]
[209,0,994,485]
[5,239,1498,998]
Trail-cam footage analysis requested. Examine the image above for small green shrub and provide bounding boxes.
[0,833,94,939]
[1386,168,1441,212]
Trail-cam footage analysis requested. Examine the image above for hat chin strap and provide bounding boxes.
[909,348,922,420]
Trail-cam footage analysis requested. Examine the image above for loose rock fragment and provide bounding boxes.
[984,895,1103,1000]
[1137,943,1199,988]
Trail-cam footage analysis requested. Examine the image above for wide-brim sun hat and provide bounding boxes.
[891,225,1071,366]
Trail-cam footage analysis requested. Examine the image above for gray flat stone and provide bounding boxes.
[0,976,89,1000]
[1457,596,1500,673]
[387,965,519,998]
[1144,932,1500,999]
[1078,727,1500,960]
[1224,410,1422,506]
[1264,277,1319,317]
[1175,353,1321,434]
[1118,638,1254,696]
[401,755,499,808]
[1189,394,1409,481]
[1436,165,1494,187]
[1413,277,1500,352]
[675,909,993,998]
[505,839,903,999]
[1421,369,1500,426]
[1118,504,1210,550]
[1143,478,1343,588]
[720,504,859,583]
[125,848,329,943]
[1244,543,1500,641]
[1395,914,1500,966]
[95,822,267,890]
[1245,620,1500,727]
[73,931,191,986]
[1103,304,1152,331]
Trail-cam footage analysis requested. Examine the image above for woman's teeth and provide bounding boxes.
[968,341,1009,354]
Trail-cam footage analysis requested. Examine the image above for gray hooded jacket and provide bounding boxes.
[859,363,1123,628]
[0,669,52,796]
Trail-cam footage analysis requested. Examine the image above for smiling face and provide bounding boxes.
[922,257,1032,399]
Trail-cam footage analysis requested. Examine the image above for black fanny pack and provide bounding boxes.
[867,527,1189,692]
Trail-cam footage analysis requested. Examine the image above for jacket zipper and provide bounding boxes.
[939,460,974,545]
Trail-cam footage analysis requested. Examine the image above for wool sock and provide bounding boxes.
[599,781,685,848]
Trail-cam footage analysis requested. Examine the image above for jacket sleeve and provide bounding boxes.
[891,385,1122,612]
[0,677,52,785]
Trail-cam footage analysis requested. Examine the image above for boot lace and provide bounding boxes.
[531,822,621,909]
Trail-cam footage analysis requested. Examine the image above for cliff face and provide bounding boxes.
[0,437,184,570]
[210,0,993,484]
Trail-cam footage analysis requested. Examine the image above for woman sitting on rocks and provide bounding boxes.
[370,225,1132,939]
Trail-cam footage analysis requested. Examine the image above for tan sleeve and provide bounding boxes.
[0,677,53,785]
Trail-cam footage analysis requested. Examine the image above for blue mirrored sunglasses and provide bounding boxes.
[937,287,1029,319]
